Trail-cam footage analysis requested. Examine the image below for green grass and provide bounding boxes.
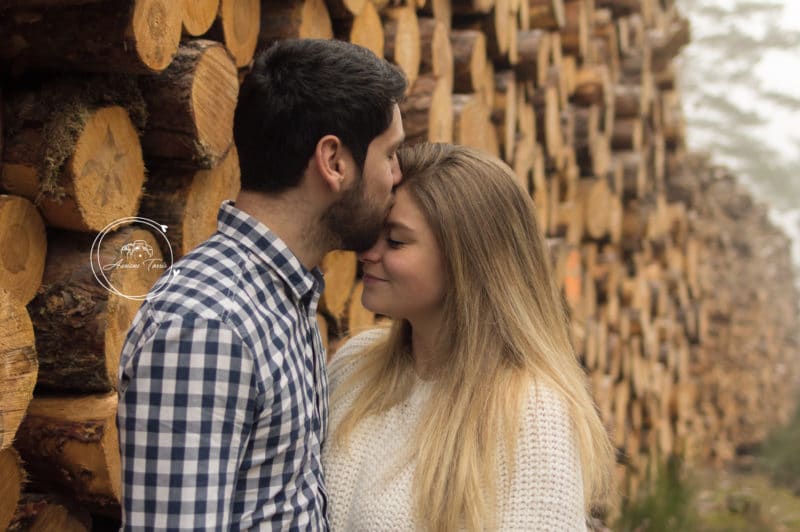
[757,401,800,496]
[615,399,800,531]
[615,456,699,532]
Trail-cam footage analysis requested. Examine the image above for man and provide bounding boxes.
[118,39,406,530]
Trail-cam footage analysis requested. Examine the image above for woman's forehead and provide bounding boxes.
[387,188,425,229]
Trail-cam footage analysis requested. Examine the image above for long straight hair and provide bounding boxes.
[333,143,614,531]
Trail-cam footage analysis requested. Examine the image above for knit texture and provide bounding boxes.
[322,329,587,531]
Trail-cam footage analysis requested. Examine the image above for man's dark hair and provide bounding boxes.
[234,39,407,193]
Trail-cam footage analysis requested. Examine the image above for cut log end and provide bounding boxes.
[181,0,220,36]
[52,106,144,232]
[0,293,37,452]
[345,281,376,336]
[301,0,335,39]
[0,195,46,304]
[131,0,184,72]
[0,447,24,529]
[218,0,260,67]
[182,146,241,254]
[319,250,357,320]
[431,20,454,85]
[453,93,499,157]
[384,6,421,89]
[349,0,384,58]
[400,75,453,145]
[192,44,240,164]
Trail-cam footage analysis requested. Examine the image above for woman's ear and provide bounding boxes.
[314,135,348,193]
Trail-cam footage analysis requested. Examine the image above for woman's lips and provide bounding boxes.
[362,273,387,284]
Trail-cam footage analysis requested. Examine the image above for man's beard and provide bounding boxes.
[321,173,389,253]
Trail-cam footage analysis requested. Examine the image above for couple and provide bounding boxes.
[118,39,614,531]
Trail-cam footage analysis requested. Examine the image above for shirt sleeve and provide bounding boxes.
[499,384,588,531]
[117,317,258,531]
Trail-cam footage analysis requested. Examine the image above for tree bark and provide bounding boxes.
[27,227,165,393]
[529,0,565,29]
[454,0,511,62]
[324,0,366,19]
[452,0,495,15]
[419,0,452,28]
[615,84,644,118]
[260,0,333,46]
[561,0,589,59]
[7,493,91,531]
[492,69,517,162]
[514,29,550,86]
[611,117,643,151]
[2,82,146,231]
[418,17,454,87]
[616,151,646,200]
[0,0,182,74]
[572,64,611,107]
[400,74,454,145]
[14,393,121,516]
[596,0,640,16]
[450,29,487,94]
[383,5,421,90]
[140,40,239,169]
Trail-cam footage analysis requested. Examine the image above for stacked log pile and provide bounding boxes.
[664,154,800,465]
[0,0,797,526]
[1,1,242,528]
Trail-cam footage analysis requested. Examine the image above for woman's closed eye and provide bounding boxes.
[386,237,404,249]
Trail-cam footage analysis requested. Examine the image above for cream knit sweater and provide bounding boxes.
[322,329,587,531]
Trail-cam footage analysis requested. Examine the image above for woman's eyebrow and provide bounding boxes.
[386,220,413,232]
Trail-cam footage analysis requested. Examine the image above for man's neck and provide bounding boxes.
[235,189,329,270]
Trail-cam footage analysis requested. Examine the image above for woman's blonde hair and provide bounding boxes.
[333,143,614,530]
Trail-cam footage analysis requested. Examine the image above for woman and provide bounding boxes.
[322,143,615,531]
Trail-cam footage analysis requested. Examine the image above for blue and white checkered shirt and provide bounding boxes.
[118,201,329,531]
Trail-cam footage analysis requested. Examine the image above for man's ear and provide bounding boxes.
[314,135,348,193]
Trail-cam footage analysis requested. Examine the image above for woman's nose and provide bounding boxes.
[392,161,402,186]
[358,239,383,263]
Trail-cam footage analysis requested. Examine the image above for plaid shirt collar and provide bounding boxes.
[217,200,324,305]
